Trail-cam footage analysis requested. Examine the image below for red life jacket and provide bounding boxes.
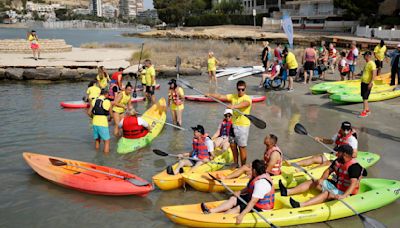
[219,119,233,137]
[335,129,354,147]
[169,88,183,105]
[247,173,275,210]
[263,145,282,176]
[192,135,210,160]
[122,116,149,139]
[333,159,361,194]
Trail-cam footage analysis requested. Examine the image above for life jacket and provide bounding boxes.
[219,119,233,137]
[335,129,356,147]
[332,159,362,195]
[270,63,281,76]
[305,48,316,62]
[122,116,149,139]
[92,97,109,116]
[346,49,355,61]
[247,173,275,210]
[192,135,210,160]
[169,88,183,105]
[338,60,350,73]
[263,145,282,176]
[329,48,337,58]
[107,83,119,100]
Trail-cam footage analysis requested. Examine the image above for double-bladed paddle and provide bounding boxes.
[136,112,186,131]
[133,43,144,98]
[49,158,150,186]
[153,149,232,166]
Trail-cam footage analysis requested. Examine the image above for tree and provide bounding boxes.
[154,0,208,25]
[333,0,384,20]
[213,0,243,14]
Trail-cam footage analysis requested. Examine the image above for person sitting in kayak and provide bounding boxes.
[218,134,282,179]
[108,67,124,101]
[201,159,274,224]
[279,144,367,208]
[259,58,281,88]
[166,125,214,175]
[84,80,101,103]
[295,121,358,167]
[119,108,151,139]
[212,109,235,151]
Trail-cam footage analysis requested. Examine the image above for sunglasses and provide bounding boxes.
[237,88,246,91]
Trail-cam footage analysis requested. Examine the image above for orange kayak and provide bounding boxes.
[23,152,153,196]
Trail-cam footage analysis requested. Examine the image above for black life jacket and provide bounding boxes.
[92,98,109,116]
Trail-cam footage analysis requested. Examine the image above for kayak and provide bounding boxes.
[23,152,153,196]
[162,178,400,227]
[60,96,145,109]
[228,66,264,81]
[185,95,266,103]
[327,83,393,94]
[182,151,380,192]
[117,98,166,154]
[135,84,161,91]
[152,148,233,191]
[330,89,400,104]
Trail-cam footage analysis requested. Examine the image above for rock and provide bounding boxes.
[77,68,90,74]
[23,68,61,80]
[0,68,5,80]
[5,68,24,80]
[81,69,98,81]
[61,69,82,81]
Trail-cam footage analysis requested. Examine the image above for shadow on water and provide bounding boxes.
[358,126,400,143]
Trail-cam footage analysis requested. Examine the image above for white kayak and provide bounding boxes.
[228,66,264,81]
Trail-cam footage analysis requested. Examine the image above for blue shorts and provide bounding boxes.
[349,65,356,73]
[322,180,343,195]
[93,125,110,140]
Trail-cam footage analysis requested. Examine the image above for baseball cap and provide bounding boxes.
[362,51,372,56]
[341,121,352,131]
[224,109,233,115]
[191,125,205,134]
[334,144,353,156]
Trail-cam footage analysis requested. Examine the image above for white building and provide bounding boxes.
[102,3,118,18]
[91,0,103,17]
[119,0,144,18]
[72,8,91,16]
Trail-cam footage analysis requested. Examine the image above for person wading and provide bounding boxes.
[112,82,133,136]
[85,80,101,103]
[207,51,219,87]
[167,79,184,127]
[96,66,110,90]
[144,59,157,104]
[108,67,124,101]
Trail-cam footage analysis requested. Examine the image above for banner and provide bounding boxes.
[282,14,294,49]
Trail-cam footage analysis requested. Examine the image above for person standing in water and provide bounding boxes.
[302,42,318,84]
[112,82,133,136]
[144,59,157,104]
[167,79,185,127]
[207,51,218,86]
[27,30,40,60]
[261,41,270,70]
[96,66,110,90]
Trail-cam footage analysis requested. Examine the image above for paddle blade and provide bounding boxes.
[127,178,150,186]
[294,123,308,135]
[245,114,266,129]
[49,158,67,166]
[360,214,387,228]
[153,149,169,157]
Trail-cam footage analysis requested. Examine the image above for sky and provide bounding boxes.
[144,0,154,10]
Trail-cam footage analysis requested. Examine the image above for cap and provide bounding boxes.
[224,109,233,115]
[191,125,205,134]
[363,51,372,56]
[334,144,353,156]
[168,79,177,85]
[341,121,352,130]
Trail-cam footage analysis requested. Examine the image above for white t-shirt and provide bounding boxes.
[118,116,149,128]
[332,134,358,150]
[340,59,346,67]
[252,179,272,199]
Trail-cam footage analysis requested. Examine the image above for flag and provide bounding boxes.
[282,14,294,49]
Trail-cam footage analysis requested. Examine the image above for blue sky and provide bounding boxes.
[144,0,154,9]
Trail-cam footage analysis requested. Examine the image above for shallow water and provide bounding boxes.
[0,75,399,227]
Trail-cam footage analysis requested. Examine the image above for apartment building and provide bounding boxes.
[91,0,103,17]
[119,0,144,18]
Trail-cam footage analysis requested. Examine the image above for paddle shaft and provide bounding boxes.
[168,153,230,166]
[138,113,186,131]
[134,43,144,93]
[305,133,336,154]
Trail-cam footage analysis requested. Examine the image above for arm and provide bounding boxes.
[229,101,250,110]
[212,124,221,140]
[206,93,228,100]
[87,105,93,118]
[117,74,122,88]
[369,69,377,89]
[336,178,359,199]
[315,136,334,145]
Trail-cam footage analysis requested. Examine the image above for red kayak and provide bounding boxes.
[184,95,266,103]
[60,96,146,109]
[23,152,153,196]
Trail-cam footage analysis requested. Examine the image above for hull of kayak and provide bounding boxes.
[23,152,153,196]
[152,148,233,191]
[60,96,145,109]
[183,151,380,192]
[117,98,166,154]
[184,95,266,103]
[330,89,400,103]
[326,82,392,95]
[162,178,400,227]
[227,66,264,81]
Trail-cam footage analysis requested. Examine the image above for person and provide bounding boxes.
[167,79,184,127]
[112,82,133,136]
[274,43,283,65]
[282,48,298,92]
[166,125,214,175]
[318,42,329,80]
[219,134,283,180]
[207,51,218,86]
[119,108,151,139]
[96,66,110,90]
[346,41,359,80]
[108,67,124,101]
[261,41,270,70]
[302,42,318,84]
[212,109,235,151]
[338,51,350,81]
[259,58,281,88]
[279,145,367,208]
[359,51,377,118]
[87,89,111,153]
[144,59,156,104]
[374,40,387,76]
[27,30,40,60]
[139,65,147,89]
[328,43,337,73]
[296,121,358,167]
[207,80,252,167]
[387,43,400,87]
[85,80,101,103]
[200,159,275,225]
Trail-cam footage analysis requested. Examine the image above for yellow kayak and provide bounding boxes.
[162,178,400,227]
[152,148,233,190]
[182,152,380,192]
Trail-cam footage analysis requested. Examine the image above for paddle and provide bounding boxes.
[133,43,144,98]
[292,124,386,228]
[208,173,278,228]
[137,112,186,131]
[176,56,181,80]
[49,158,150,186]
[153,149,232,166]
[294,123,336,154]
[177,79,267,129]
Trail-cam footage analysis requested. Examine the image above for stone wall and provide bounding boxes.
[0,39,72,54]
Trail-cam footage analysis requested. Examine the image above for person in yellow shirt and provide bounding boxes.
[87,89,111,153]
[208,51,218,86]
[168,79,185,127]
[144,59,156,104]
[373,40,387,75]
[283,48,298,92]
[112,82,133,136]
[85,80,101,103]
[359,51,377,118]
[207,80,252,167]
[27,30,40,60]
[96,66,110,89]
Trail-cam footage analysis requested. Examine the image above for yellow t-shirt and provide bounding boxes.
[145,66,156,86]
[28,34,38,44]
[373,45,387,61]
[140,69,147,84]
[96,74,110,89]
[86,85,101,101]
[208,57,217,71]
[112,91,131,113]
[170,87,185,111]
[286,52,298,69]
[91,95,111,127]
[361,60,377,84]
[226,94,252,126]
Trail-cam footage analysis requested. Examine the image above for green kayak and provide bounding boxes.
[330,89,400,104]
